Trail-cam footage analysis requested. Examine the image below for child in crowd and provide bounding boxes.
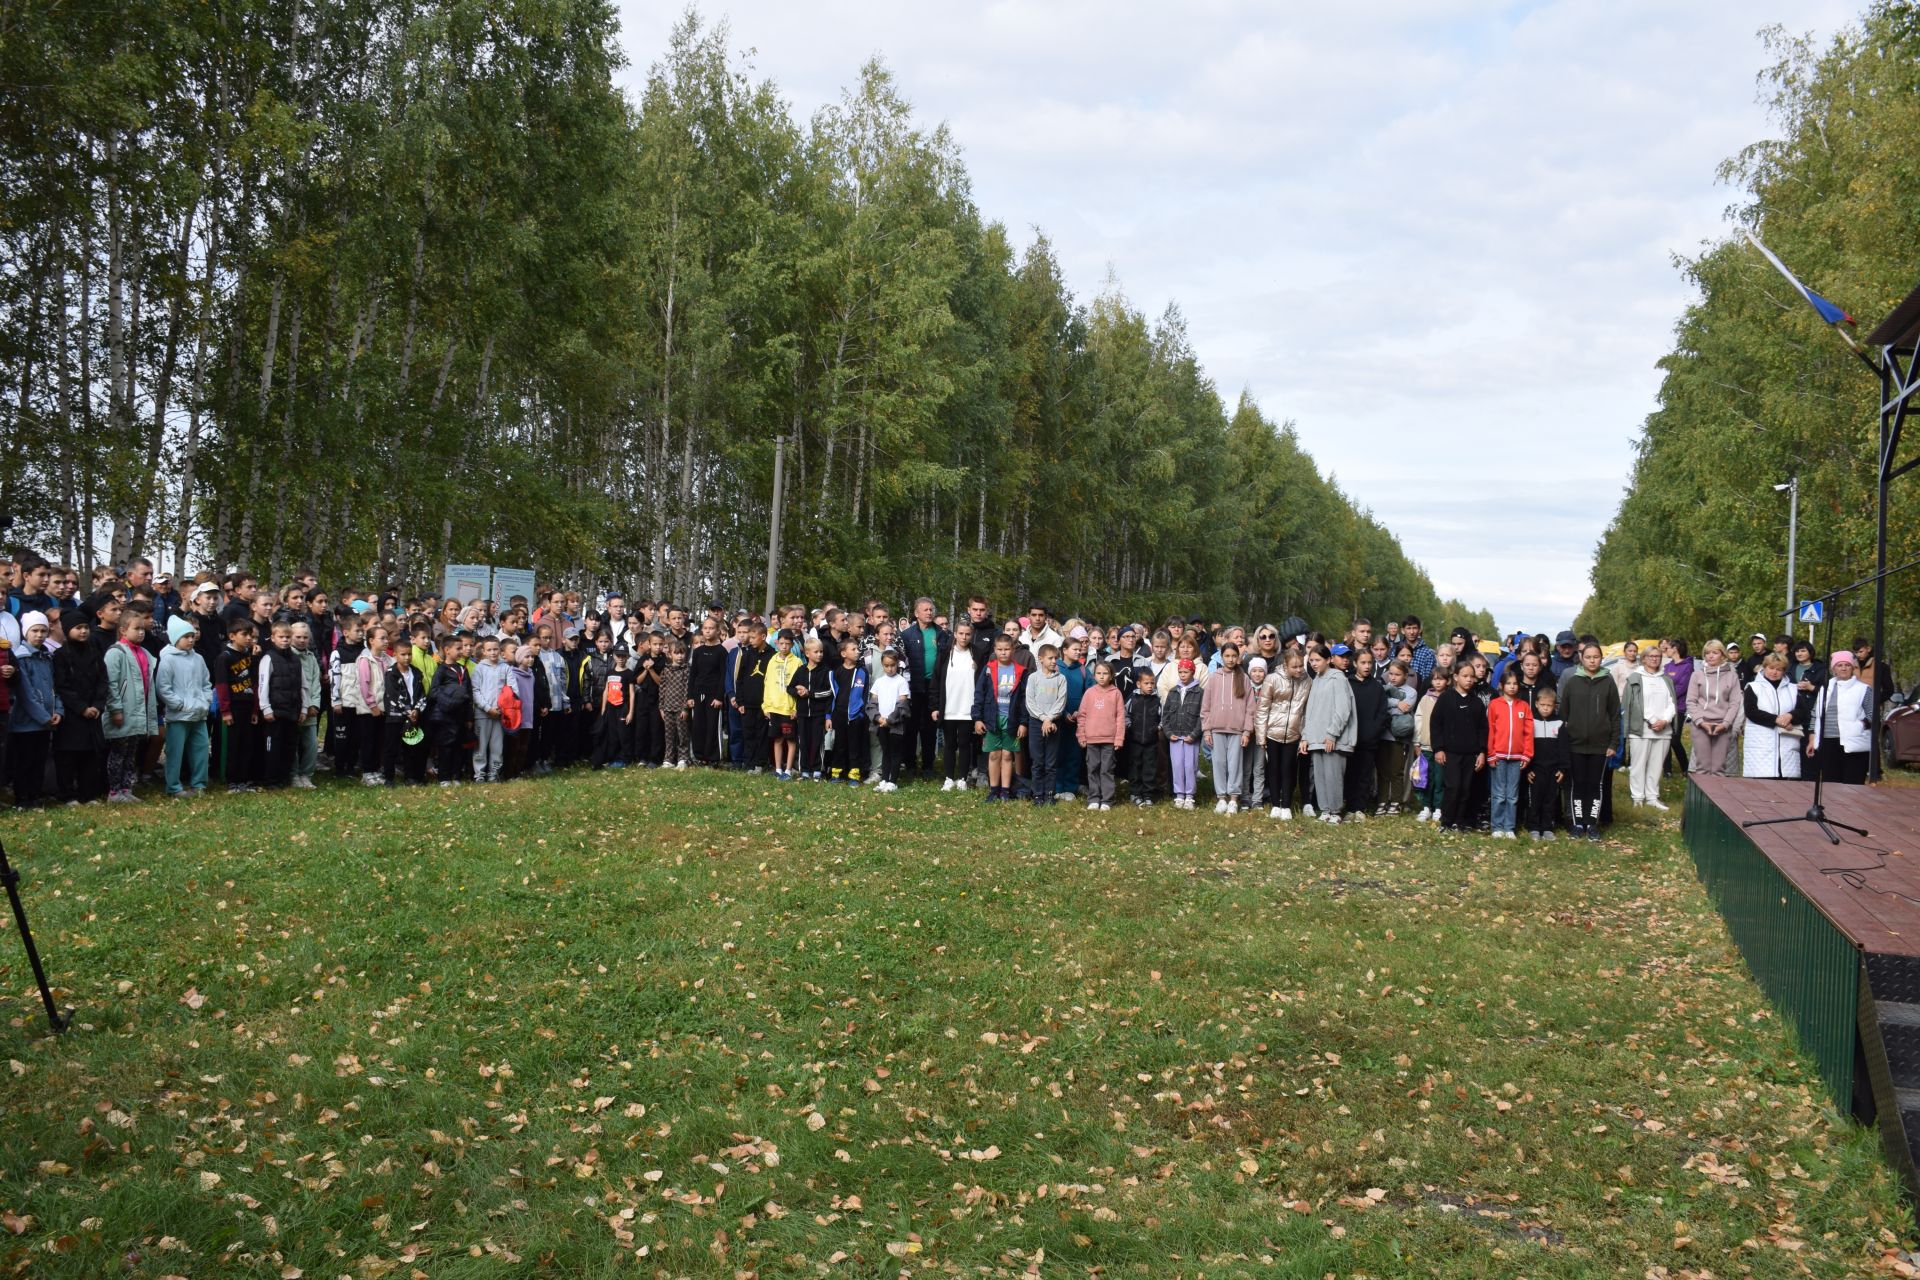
[470,636,508,782]
[1162,658,1204,809]
[426,631,473,786]
[103,609,157,802]
[50,613,105,803]
[1023,644,1067,805]
[868,648,911,792]
[1257,647,1309,819]
[939,621,978,791]
[1379,660,1416,816]
[1430,660,1487,833]
[763,628,803,780]
[1076,659,1125,811]
[732,624,772,772]
[352,624,391,784]
[828,639,869,785]
[1126,669,1161,805]
[1412,666,1447,821]
[502,641,536,779]
[1200,642,1256,813]
[384,640,429,785]
[330,611,368,780]
[1241,657,1268,813]
[631,633,664,767]
[1485,666,1534,838]
[594,646,633,770]
[157,615,212,796]
[256,620,302,788]
[6,613,60,807]
[290,621,324,789]
[1301,644,1355,824]
[973,634,1026,802]
[1527,687,1567,839]
[660,638,693,770]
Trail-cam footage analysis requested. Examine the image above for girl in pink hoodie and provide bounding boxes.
[1075,661,1127,811]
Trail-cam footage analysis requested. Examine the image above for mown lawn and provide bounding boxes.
[0,766,1912,1278]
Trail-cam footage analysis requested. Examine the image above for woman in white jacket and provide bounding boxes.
[939,623,979,791]
[1805,650,1873,785]
[1742,652,1804,780]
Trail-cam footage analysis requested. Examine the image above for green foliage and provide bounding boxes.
[1581,5,1920,659]
[1,3,1476,631]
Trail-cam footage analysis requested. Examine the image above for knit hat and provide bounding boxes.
[1247,656,1268,673]
[18,611,47,634]
[167,615,197,645]
[1830,650,1856,670]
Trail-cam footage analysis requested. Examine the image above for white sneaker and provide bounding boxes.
[1349,810,1366,823]
[1099,803,1111,811]
[1269,806,1283,820]
[1226,800,1239,814]
[1325,813,1342,825]
[1416,807,1431,822]
[676,760,688,770]
[1213,798,1228,814]
[954,780,967,792]
[1303,803,1317,817]
[1648,798,1669,811]
[1088,800,1100,810]
[292,776,316,790]
[942,778,956,792]
[1279,807,1293,821]
[362,772,383,787]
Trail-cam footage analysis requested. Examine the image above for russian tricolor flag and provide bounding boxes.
[1744,228,1856,326]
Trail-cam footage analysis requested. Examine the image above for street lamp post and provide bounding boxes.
[1774,477,1799,636]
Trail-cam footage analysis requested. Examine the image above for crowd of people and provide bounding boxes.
[0,549,1903,839]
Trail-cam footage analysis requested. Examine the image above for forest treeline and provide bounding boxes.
[0,1,1495,636]
[1580,3,1920,660]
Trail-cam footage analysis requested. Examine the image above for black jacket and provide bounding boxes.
[1559,669,1621,755]
[899,622,952,695]
[1430,687,1487,757]
[1350,673,1390,747]
[50,641,107,751]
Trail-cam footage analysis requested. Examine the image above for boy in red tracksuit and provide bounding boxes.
[1485,667,1534,838]
[1075,660,1126,810]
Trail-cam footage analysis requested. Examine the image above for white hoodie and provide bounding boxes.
[943,647,977,718]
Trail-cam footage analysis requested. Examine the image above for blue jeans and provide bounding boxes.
[165,720,210,794]
[1490,758,1522,832]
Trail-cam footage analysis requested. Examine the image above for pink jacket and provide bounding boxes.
[1199,667,1259,735]
[1076,684,1126,747]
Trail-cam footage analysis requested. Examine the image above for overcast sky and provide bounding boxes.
[615,0,1854,634]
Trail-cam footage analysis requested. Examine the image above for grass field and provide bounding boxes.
[0,765,1913,1278]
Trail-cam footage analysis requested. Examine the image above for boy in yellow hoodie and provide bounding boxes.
[762,628,804,780]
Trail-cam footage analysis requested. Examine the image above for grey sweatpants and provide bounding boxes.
[1311,749,1346,816]
[1211,731,1244,799]
[1085,744,1116,804]
[473,716,504,782]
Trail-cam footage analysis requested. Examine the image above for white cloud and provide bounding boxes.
[616,0,1857,632]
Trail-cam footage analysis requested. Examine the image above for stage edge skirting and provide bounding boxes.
[1683,778,1858,1112]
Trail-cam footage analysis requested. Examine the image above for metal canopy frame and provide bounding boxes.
[1859,285,1920,779]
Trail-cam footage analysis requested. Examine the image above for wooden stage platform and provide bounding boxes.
[1685,774,1920,1200]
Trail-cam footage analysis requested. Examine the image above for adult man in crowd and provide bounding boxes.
[964,595,996,665]
[899,596,951,776]
[1021,602,1062,652]
[1401,615,1435,681]
[1549,629,1580,681]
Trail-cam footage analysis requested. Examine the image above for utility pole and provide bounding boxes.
[764,434,787,619]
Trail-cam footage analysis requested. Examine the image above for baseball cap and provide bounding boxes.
[1555,630,1576,645]
[1329,643,1351,656]
[192,582,221,599]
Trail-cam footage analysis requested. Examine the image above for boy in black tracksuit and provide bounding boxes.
[1126,671,1162,805]
[1429,664,1488,832]
[1526,686,1568,838]
[425,634,473,785]
[384,647,430,784]
[731,627,772,771]
[827,641,869,784]
[630,639,662,766]
[689,634,729,764]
